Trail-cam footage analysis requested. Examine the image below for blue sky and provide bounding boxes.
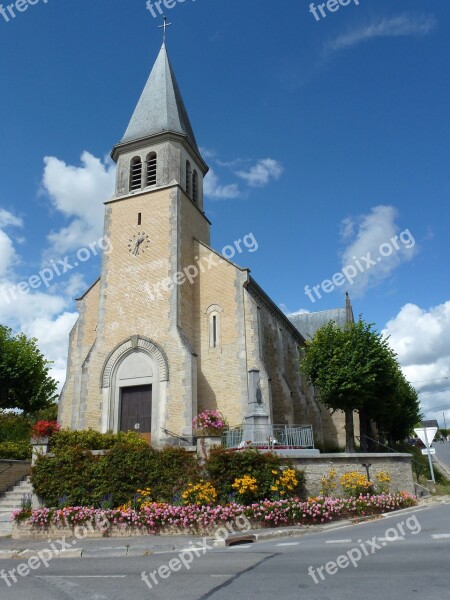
[0,0,449,425]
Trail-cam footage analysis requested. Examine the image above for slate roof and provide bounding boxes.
[287,308,348,340]
[119,43,198,151]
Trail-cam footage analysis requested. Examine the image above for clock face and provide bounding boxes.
[128,232,150,256]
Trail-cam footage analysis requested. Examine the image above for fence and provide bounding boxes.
[222,424,315,450]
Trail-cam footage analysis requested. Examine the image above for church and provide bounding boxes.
[58,40,354,450]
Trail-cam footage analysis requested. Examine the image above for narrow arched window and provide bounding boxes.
[146,152,157,187]
[192,170,199,204]
[130,157,142,191]
[186,161,192,197]
[207,304,223,349]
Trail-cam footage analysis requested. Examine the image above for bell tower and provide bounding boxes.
[61,38,213,446]
[111,42,208,209]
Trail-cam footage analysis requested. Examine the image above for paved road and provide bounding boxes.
[433,440,450,469]
[0,502,449,600]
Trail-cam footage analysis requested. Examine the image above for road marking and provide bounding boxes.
[325,539,352,544]
[276,542,300,547]
[37,576,127,579]
[377,537,405,542]
[228,544,253,549]
[432,534,450,539]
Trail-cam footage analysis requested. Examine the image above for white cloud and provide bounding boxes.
[0,209,23,277]
[326,13,437,53]
[0,283,76,390]
[383,301,450,422]
[235,159,283,188]
[0,209,23,229]
[204,168,241,200]
[21,311,79,390]
[340,205,417,297]
[0,153,113,394]
[43,152,115,254]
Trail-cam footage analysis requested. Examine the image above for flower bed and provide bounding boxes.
[12,492,416,539]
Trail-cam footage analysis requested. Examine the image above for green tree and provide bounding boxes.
[0,325,58,414]
[300,319,404,452]
[366,365,421,445]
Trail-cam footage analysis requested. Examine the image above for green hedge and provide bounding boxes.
[50,428,148,451]
[0,440,32,460]
[32,444,200,507]
[31,433,306,508]
[0,413,32,443]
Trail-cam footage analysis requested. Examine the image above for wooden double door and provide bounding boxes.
[119,385,152,444]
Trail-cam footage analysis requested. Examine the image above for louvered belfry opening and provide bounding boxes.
[146,152,157,186]
[186,160,192,196]
[192,170,198,203]
[130,157,142,191]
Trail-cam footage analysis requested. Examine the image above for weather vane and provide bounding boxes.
[158,16,172,44]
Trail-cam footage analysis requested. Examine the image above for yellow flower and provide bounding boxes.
[182,481,217,505]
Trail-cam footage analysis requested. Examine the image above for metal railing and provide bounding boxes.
[222,424,315,450]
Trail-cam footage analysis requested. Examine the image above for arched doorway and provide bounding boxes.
[101,337,169,445]
[116,351,153,443]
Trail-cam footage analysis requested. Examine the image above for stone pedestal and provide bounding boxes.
[196,436,222,460]
[243,369,270,443]
[31,437,49,466]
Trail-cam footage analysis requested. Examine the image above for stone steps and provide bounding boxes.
[0,476,35,537]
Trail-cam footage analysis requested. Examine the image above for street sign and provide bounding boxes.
[414,427,438,483]
[422,448,436,455]
[414,427,438,447]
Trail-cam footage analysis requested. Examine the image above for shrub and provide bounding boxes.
[50,428,147,451]
[31,446,98,507]
[205,447,305,503]
[0,412,32,443]
[0,440,32,460]
[32,444,200,508]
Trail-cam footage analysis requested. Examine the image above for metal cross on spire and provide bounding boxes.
[158,16,172,44]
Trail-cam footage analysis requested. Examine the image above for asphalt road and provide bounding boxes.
[434,440,450,469]
[0,502,449,600]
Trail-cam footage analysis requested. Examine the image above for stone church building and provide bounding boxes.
[59,43,353,450]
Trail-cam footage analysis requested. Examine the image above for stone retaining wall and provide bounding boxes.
[0,460,31,494]
[287,453,414,496]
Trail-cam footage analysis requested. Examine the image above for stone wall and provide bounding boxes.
[287,453,415,496]
[0,460,31,493]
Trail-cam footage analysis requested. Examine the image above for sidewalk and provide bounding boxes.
[0,500,441,560]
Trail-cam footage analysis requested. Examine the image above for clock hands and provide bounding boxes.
[132,234,147,256]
